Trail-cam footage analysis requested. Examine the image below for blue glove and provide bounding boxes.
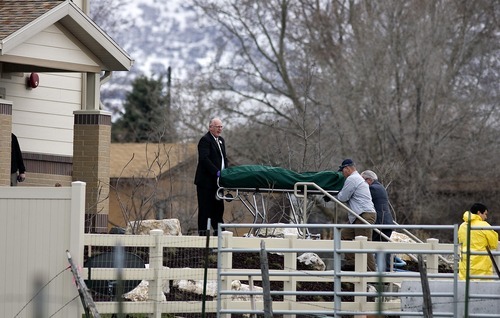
[217,170,221,177]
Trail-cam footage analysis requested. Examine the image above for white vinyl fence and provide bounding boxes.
[0,182,85,318]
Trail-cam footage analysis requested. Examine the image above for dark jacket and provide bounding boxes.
[11,133,26,174]
[369,180,393,225]
[194,132,228,189]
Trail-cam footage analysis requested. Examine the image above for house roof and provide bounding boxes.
[110,143,197,179]
[0,1,61,39]
[0,0,133,72]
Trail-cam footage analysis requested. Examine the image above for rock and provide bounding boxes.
[297,252,326,271]
[390,231,415,243]
[257,223,300,238]
[123,280,155,301]
[171,278,264,301]
[230,280,263,301]
[390,231,416,261]
[125,219,182,235]
[173,276,218,297]
[123,264,170,301]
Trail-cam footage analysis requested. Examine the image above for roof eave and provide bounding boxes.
[0,0,133,71]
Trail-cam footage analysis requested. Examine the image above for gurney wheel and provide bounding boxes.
[225,193,234,202]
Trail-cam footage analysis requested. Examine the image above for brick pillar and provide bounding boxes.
[0,100,13,186]
[73,110,111,233]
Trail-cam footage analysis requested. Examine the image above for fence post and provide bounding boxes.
[496,245,500,271]
[426,238,439,274]
[418,255,433,318]
[70,181,86,266]
[260,240,273,318]
[353,236,368,316]
[71,181,86,318]
[333,226,342,314]
[283,233,297,318]
[220,231,234,318]
[149,229,164,318]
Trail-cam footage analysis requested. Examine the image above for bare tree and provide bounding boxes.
[192,0,336,171]
[306,0,500,222]
[189,0,500,226]
[89,0,132,38]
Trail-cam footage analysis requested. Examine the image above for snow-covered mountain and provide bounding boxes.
[118,0,217,77]
[96,0,219,116]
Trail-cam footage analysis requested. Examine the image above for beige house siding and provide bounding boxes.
[3,21,99,157]
[6,72,81,156]
[7,24,100,70]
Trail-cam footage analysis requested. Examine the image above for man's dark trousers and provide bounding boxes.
[197,185,224,235]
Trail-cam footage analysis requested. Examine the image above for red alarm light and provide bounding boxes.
[27,73,39,88]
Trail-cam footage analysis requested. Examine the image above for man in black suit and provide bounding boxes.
[194,118,228,235]
[11,133,26,186]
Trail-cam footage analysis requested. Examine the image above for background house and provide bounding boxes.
[0,0,132,233]
[108,143,199,233]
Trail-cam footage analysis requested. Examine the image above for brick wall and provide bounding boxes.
[73,111,111,233]
[18,152,73,187]
[0,101,12,186]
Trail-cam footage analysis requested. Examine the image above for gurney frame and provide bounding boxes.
[216,184,338,238]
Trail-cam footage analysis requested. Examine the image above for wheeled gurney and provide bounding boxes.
[216,165,345,237]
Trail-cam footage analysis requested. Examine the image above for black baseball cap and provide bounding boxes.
[338,159,354,171]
